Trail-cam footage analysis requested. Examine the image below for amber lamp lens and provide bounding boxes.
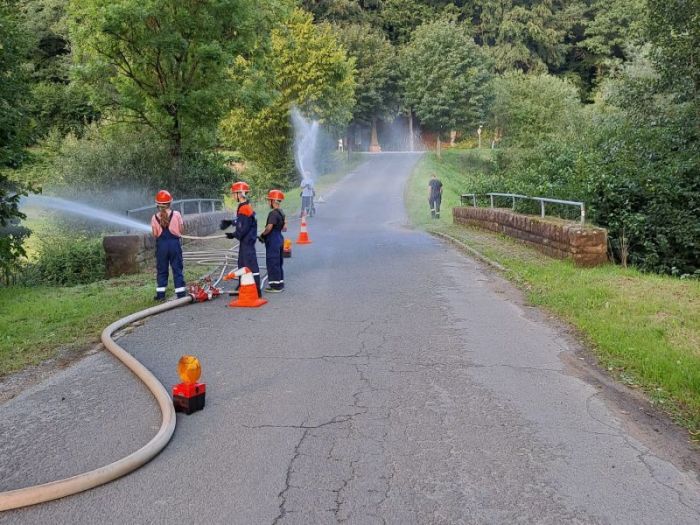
[177,355,201,384]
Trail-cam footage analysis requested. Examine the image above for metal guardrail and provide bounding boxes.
[126,199,224,219]
[460,192,586,224]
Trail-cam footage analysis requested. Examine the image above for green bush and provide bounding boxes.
[490,72,583,148]
[467,107,699,274]
[51,125,232,208]
[24,236,105,286]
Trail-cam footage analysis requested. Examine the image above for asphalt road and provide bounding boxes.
[2,153,699,524]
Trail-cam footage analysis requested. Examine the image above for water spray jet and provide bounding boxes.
[22,195,151,233]
[291,108,320,182]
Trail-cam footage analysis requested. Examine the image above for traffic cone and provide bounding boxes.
[296,213,312,245]
[224,267,267,308]
[283,238,292,258]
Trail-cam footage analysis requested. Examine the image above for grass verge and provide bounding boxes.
[0,268,207,376]
[408,150,700,439]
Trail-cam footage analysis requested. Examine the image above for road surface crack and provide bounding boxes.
[585,392,700,515]
[245,413,364,430]
[272,427,308,525]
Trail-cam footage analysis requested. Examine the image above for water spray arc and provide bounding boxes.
[291,108,320,181]
[22,195,152,233]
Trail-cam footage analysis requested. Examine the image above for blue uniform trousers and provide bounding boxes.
[265,232,284,290]
[156,228,185,298]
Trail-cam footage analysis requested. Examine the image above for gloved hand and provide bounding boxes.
[225,232,235,239]
[258,235,265,243]
[219,219,233,230]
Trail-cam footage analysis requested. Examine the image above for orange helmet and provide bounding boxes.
[231,181,250,194]
[155,190,172,205]
[267,189,285,201]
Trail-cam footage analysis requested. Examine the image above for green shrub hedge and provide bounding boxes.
[24,236,105,286]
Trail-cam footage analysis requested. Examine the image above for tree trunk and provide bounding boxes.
[436,135,441,159]
[369,118,381,153]
[346,125,352,162]
[170,110,183,176]
[408,109,414,152]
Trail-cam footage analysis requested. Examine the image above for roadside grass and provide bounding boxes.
[2,153,362,377]
[408,150,700,438]
[0,267,206,376]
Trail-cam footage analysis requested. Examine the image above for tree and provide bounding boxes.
[379,0,439,44]
[469,0,581,74]
[0,1,33,279]
[490,71,582,147]
[578,0,644,79]
[646,0,699,101]
[20,0,98,138]
[301,0,381,24]
[334,22,398,148]
[221,8,356,185]
[401,17,491,156]
[1,1,31,168]
[68,0,264,162]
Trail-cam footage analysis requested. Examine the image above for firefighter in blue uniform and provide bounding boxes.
[151,190,186,301]
[259,189,286,292]
[220,181,261,294]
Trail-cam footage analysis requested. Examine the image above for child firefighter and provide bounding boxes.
[258,190,286,292]
[151,190,186,301]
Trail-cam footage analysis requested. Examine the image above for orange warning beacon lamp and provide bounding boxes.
[283,238,292,258]
[172,355,206,414]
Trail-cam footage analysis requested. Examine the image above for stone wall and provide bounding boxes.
[453,207,608,267]
[103,211,229,277]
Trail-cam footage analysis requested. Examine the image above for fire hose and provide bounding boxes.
[0,296,193,511]
[0,219,292,509]
[0,249,240,510]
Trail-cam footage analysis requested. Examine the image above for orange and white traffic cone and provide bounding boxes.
[223,267,267,308]
[296,212,312,245]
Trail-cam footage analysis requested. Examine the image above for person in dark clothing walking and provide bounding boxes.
[151,190,186,301]
[220,181,261,294]
[259,190,287,292]
[428,173,443,218]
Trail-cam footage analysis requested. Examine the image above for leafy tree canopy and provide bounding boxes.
[68,0,269,159]
[401,18,491,134]
[491,71,582,147]
[470,0,582,74]
[19,0,98,138]
[1,1,31,168]
[334,23,398,124]
[646,0,699,101]
[1,1,33,277]
[221,8,356,185]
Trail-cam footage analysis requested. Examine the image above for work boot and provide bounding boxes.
[431,210,436,219]
[436,212,440,219]
[153,294,166,302]
[264,287,283,293]
[176,292,187,299]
